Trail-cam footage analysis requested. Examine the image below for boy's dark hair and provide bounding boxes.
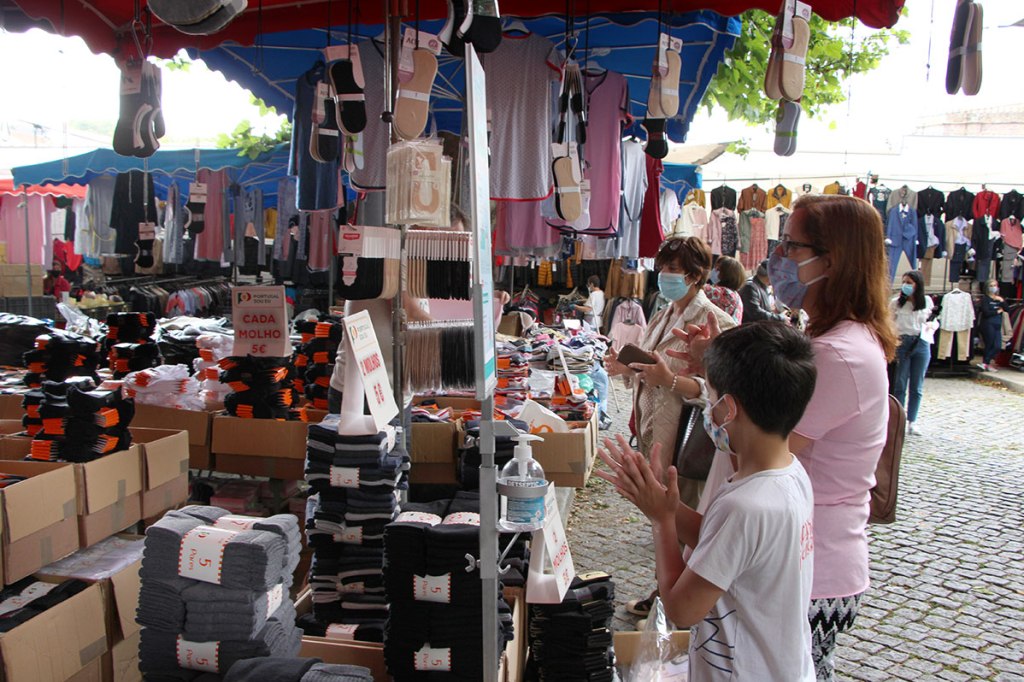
[703,321,817,437]
[587,275,601,289]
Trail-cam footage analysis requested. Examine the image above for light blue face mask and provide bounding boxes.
[658,272,690,302]
[709,270,721,285]
[702,395,735,455]
[900,283,914,296]
[767,251,827,309]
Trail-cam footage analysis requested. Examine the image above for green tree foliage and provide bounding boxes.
[703,10,910,126]
[215,95,292,159]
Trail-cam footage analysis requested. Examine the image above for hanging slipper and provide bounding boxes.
[328,59,367,135]
[394,49,438,141]
[779,15,809,101]
[569,69,587,145]
[172,0,247,36]
[311,82,341,163]
[659,47,682,118]
[642,118,669,160]
[440,0,468,58]
[343,133,364,174]
[774,100,801,157]
[647,65,665,120]
[962,2,983,96]
[552,155,582,222]
[458,0,503,54]
[764,28,784,100]
[945,0,972,95]
[135,221,157,269]
[113,62,146,157]
[146,62,166,140]
[186,183,207,237]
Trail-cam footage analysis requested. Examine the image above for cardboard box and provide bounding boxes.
[131,428,190,519]
[613,630,690,673]
[131,404,214,470]
[531,411,599,488]
[0,459,78,585]
[0,579,108,681]
[0,264,45,297]
[500,594,525,682]
[0,394,22,419]
[295,590,388,680]
[211,415,314,480]
[103,630,140,682]
[66,657,104,682]
[0,420,23,436]
[74,446,144,548]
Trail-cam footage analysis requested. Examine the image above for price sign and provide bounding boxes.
[232,286,290,357]
[343,309,399,431]
[540,484,576,599]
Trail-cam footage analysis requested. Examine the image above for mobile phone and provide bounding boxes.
[616,343,657,367]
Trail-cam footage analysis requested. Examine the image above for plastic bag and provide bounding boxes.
[622,597,689,682]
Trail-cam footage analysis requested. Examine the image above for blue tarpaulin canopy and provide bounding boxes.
[195,12,740,144]
[11,145,291,206]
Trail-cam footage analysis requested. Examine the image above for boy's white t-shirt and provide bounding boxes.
[584,289,606,329]
[686,458,815,682]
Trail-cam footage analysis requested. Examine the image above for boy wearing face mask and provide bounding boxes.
[597,321,818,681]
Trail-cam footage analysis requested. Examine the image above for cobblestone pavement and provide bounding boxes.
[565,376,1024,681]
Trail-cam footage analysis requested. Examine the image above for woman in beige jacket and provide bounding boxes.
[604,236,737,509]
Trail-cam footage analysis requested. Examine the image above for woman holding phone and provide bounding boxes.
[604,236,736,511]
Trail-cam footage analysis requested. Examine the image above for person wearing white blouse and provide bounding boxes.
[890,270,935,435]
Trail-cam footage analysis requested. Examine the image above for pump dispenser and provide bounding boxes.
[497,433,547,533]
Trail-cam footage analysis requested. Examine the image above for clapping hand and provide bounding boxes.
[595,435,678,524]
[665,311,721,375]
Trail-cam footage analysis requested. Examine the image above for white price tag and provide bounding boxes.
[213,514,258,531]
[400,28,443,78]
[413,573,452,604]
[176,637,220,673]
[329,466,361,489]
[334,526,364,544]
[338,581,365,594]
[395,511,442,525]
[138,222,157,241]
[266,583,284,617]
[326,623,359,641]
[414,645,452,672]
[188,182,207,202]
[120,64,142,95]
[177,526,238,585]
[441,512,480,526]
[343,310,400,432]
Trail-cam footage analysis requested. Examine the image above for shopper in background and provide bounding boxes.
[603,235,737,619]
[671,195,897,681]
[739,258,791,324]
[703,255,744,323]
[890,270,935,435]
[576,275,606,331]
[978,279,1008,372]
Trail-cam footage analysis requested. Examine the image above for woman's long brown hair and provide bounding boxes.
[793,195,898,361]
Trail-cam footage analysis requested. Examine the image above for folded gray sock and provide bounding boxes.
[142,514,287,590]
[301,663,374,681]
[223,656,320,682]
[172,506,301,577]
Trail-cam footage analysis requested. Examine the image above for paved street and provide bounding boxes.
[566,376,1024,681]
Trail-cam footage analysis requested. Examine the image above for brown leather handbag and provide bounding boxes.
[870,395,905,524]
[674,404,717,481]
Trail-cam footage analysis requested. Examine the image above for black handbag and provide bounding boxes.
[674,404,717,481]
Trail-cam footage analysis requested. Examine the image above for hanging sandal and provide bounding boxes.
[962,2,983,96]
[774,100,801,157]
[328,59,367,135]
[659,47,681,118]
[945,0,972,95]
[642,118,669,160]
[764,25,784,100]
[440,0,468,58]
[552,64,583,222]
[779,15,809,101]
[311,82,341,163]
[394,49,438,141]
[458,0,502,54]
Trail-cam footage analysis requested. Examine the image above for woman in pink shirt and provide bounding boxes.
[767,195,898,680]
[674,195,897,680]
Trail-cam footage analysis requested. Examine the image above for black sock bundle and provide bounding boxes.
[457,419,527,491]
[109,342,162,379]
[404,324,475,394]
[526,573,617,682]
[104,312,160,378]
[337,258,385,300]
[218,356,303,420]
[382,494,515,681]
[28,382,135,463]
[0,577,90,633]
[293,317,344,411]
[22,332,101,389]
[304,415,409,633]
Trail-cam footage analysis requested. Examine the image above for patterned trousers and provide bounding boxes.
[808,592,864,681]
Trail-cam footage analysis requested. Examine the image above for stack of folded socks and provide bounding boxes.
[109,341,162,379]
[0,577,91,633]
[223,657,372,681]
[526,573,617,682]
[302,415,410,634]
[294,318,344,411]
[137,505,303,678]
[194,333,234,408]
[219,355,305,420]
[22,332,101,389]
[457,418,528,490]
[124,364,204,410]
[383,494,515,681]
[105,312,161,378]
[496,341,532,402]
[26,379,134,462]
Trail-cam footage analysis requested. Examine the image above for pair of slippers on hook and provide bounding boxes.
[765,13,809,101]
[148,0,247,36]
[946,0,983,96]
[113,61,164,158]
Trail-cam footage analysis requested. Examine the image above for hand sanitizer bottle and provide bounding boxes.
[497,433,547,533]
